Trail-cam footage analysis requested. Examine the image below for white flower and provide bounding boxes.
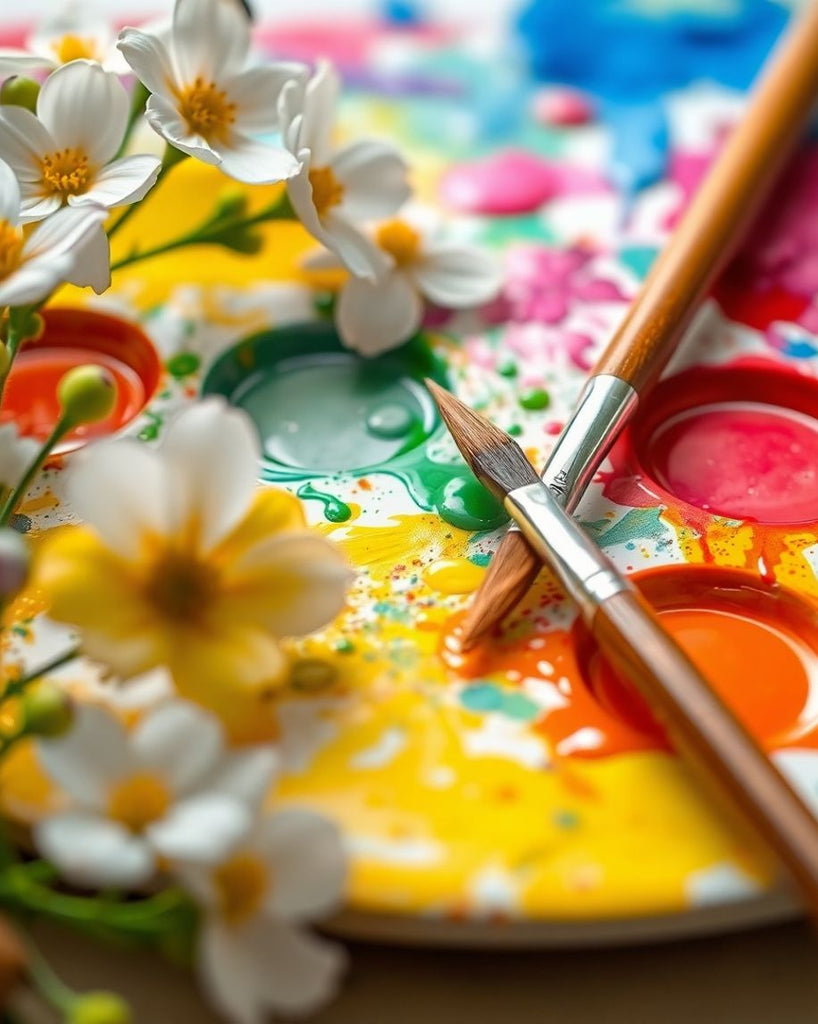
[34,699,277,888]
[314,217,502,355]
[0,158,110,306]
[0,3,128,76]
[176,809,347,1024]
[0,422,38,496]
[278,60,410,281]
[0,60,161,223]
[117,0,304,184]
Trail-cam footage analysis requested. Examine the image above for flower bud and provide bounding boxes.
[21,682,73,738]
[0,529,29,600]
[67,992,133,1024]
[57,365,117,427]
[0,76,40,113]
[211,227,264,254]
[213,187,249,221]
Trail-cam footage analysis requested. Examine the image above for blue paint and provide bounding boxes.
[461,683,504,712]
[620,245,659,282]
[380,0,423,24]
[596,507,667,550]
[606,100,669,202]
[501,693,540,721]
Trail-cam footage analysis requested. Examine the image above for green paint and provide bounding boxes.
[501,692,540,721]
[619,245,658,281]
[518,387,551,411]
[461,683,503,712]
[296,483,352,523]
[497,357,518,378]
[595,506,667,549]
[166,351,201,380]
[507,423,523,437]
[468,552,491,567]
[203,323,508,534]
[138,410,163,442]
[334,638,355,655]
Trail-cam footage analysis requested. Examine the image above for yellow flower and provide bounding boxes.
[33,399,352,701]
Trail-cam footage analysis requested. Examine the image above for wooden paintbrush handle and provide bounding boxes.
[594,0,818,393]
[594,589,818,916]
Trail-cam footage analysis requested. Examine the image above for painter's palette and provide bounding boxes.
[6,6,818,945]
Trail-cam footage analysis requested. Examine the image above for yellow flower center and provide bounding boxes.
[107,773,171,832]
[39,148,92,199]
[144,551,220,623]
[309,166,345,219]
[177,78,236,144]
[0,221,24,281]
[214,852,269,927]
[53,34,100,63]
[375,219,421,267]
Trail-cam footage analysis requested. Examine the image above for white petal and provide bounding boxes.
[172,0,250,83]
[206,747,279,811]
[132,700,224,794]
[17,192,62,224]
[0,258,72,306]
[117,27,177,96]
[301,60,339,165]
[162,399,260,552]
[67,439,170,559]
[37,59,128,165]
[0,160,21,224]
[148,794,251,866]
[22,203,108,263]
[37,703,134,808]
[62,221,111,295]
[336,271,423,355]
[277,78,305,154]
[144,94,220,166]
[75,153,161,209]
[35,813,155,888]
[218,132,301,185]
[322,211,392,282]
[411,243,503,308]
[225,64,306,136]
[0,105,54,182]
[254,810,346,921]
[333,140,410,221]
[200,919,346,1023]
[0,50,53,75]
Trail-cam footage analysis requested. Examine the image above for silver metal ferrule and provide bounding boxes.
[504,480,633,622]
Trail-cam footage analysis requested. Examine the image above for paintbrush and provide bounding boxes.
[461,1,818,650]
[427,378,818,918]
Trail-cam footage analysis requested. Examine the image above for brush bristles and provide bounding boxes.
[425,379,541,498]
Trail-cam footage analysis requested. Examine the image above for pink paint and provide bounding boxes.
[439,149,607,216]
[531,87,594,127]
[647,402,818,525]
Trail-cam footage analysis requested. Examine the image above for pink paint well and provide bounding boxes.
[646,401,818,525]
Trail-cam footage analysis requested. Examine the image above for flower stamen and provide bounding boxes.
[375,219,421,267]
[0,221,24,281]
[144,551,220,623]
[214,852,269,927]
[177,78,237,145]
[309,166,345,219]
[53,34,100,64]
[108,773,171,832]
[40,148,92,199]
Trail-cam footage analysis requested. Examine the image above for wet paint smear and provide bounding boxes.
[296,483,352,524]
[646,402,818,525]
[203,323,508,533]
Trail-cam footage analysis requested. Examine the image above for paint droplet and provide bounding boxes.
[497,357,518,378]
[425,558,486,595]
[461,682,504,712]
[531,87,593,127]
[507,424,523,437]
[291,658,338,692]
[519,388,551,411]
[296,483,352,523]
[166,351,201,380]
[334,638,355,655]
[435,475,508,532]
[366,403,415,439]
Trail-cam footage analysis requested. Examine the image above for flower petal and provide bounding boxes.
[132,700,224,794]
[322,211,391,282]
[411,243,502,308]
[22,203,108,264]
[225,63,306,136]
[35,813,155,888]
[37,703,134,808]
[0,258,73,307]
[16,192,62,224]
[161,398,260,552]
[254,810,346,921]
[37,59,128,165]
[218,131,301,185]
[148,793,251,865]
[300,60,339,166]
[226,531,352,637]
[0,49,53,75]
[67,437,169,558]
[117,27,177,96]
[167,622,287,698]
[144,94,220,165]
[75,153,161,209]
[0,156,21,224]
[336,270,423,355]
[62,221,111,295]
[333,140,410,221]
[206,747,279,811]
[172,0,250,84]
[200,919,346,1023]
[0,104,54,182]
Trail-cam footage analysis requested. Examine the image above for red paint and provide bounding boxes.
[531,87,594,127]
[1,307,161,453]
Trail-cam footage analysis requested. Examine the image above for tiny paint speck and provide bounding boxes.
[296,483,352,523]
[166,351,201,380]
[461,683,504,712]
[334,638,355,655]
[553,810,580,830]
[497,358,518,378]
[519,387,551,411]
[507,424,523,437]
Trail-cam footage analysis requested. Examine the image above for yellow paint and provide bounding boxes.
[424,558,486,595]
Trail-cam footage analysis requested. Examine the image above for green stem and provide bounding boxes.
[108,146,186,243]
[114,81,150,162]
[110,190,295,272]
[0,416,71,527]
[1,648,81,702]
[23,939,77,1016]
[0,313,26,407]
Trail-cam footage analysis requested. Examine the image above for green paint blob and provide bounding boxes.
[366,403,415,439]
[507,424,523,437]
[166,351,201,380]
[461,683,503,712]
[518,387,551,411]
[435,475,507,532]
[334,638,355,655]
[497,357,518,378]
[296,483,352,523]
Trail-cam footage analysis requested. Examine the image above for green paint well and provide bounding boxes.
[296,483,352,523]
[519,387,551,411]
[202,323,508,534]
